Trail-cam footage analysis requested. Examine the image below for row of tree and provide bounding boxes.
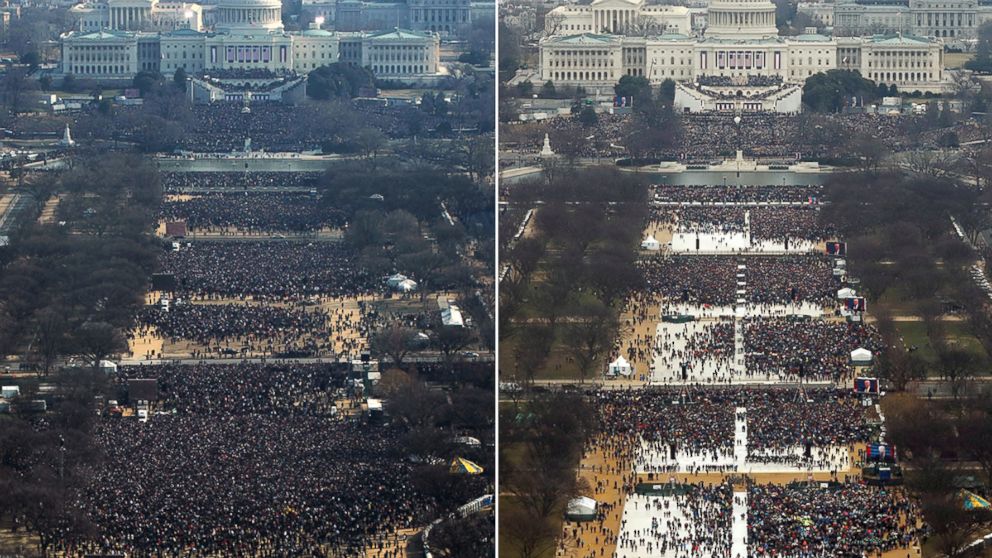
[501,167,648,385]
[0,154,162,373]
[500,391,598,558]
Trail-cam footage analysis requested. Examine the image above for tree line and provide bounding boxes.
[501,167,647,385]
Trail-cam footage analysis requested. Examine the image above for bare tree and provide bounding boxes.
[501,507,556,558]
[73,321,125,369]
[922,493,992,558]
[370,324,419,369]
[565,300,617,383]
[906,149,960,179]
[623,14,666,37]
[543,10,566,36]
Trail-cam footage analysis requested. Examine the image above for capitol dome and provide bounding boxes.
[215,0,283,32]
[706,0,778,39]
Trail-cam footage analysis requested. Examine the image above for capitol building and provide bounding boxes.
[57,0,442,84]
[539,0,949,111]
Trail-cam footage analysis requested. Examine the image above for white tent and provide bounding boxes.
[442,305,465,327]
[565,496,598,521]
[837,287,856,299]
[395,279,418,293]
[99,360,118,374]
[641,236,661,251]
[608,356,632,377]
[386,273,408,288]
[1,385,19,399]
[851,348,873,365]
[453,436,482,447]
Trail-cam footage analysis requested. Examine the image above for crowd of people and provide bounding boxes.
[748,481,923,557]
[160,192,346,233]
[594,387,873,456]
[42,363,490,556]
[612,479,921,558]
[502,111,944,161]
[136,302,331,351]
[641,255,837,306]
[652,205,835,242]
[160,241,374,299]
[178,104,325,152]
[161,172,320,193]
[176,103,456,152]
[653,184,823,204]
[744,318,883,381]
[616,487,734,557]
[117,362,346,415]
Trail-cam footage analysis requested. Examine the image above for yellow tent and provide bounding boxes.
[450,457,484,475]
[962,490,992,510]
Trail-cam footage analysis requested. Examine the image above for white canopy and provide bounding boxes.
[608,356,632,377]
[641,236,661,251]
[837,287,856,299]
[396,279,417,292]
[442,305,465,327]
[453,436,482,447]
[566,496,598,520]
[386,273,408,288]
[851,348,873,364]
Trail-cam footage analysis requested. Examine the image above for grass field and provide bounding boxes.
[500,326,598,381]
[894,319,991,374]
[894,320,939,363]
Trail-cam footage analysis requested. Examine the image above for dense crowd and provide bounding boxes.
[44,363,489,556]
[748,481,923,557]
[594,387,872,456]
[179,104,325,152]
[161,172,320,192]
[160,241,373,298]
[641,255,836,306]
[160,192,346,233]
[652,206,835,241]
[696,74,783,87]
[116,363,344,415]
[136,302,330,349]
[501,112,941,160]
[614,479,921,558]
[744,318,883,381]
[176,103,455,152]
[653,184,823,204]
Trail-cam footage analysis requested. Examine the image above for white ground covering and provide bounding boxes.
[615,493,733,558]
[657,302,824,319]
[616,409,849,558]
[633,409,850,474]
[668,211,819,255]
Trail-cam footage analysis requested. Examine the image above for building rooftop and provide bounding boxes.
[365,27,432,40]
[300,28,334,36]
[546,32,620,44]
[789,32,833,41]
[73,29,135,39]
[869,33,932,44]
